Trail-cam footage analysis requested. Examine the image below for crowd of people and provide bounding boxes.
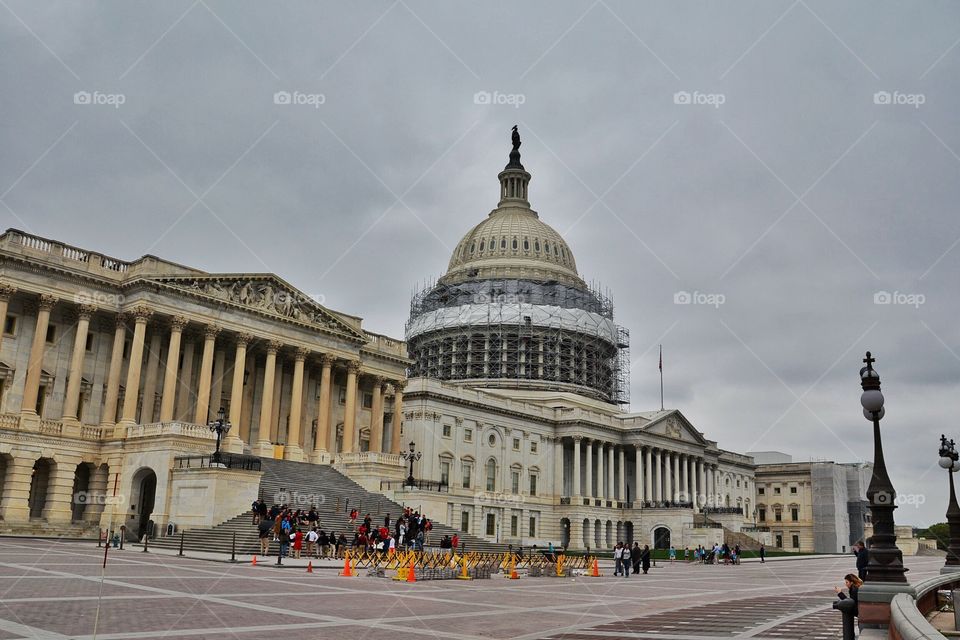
[250,498,435,558]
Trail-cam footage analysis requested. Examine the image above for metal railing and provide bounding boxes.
[379,479,449,492]
[174,454,262,471]
[703,507,744,515]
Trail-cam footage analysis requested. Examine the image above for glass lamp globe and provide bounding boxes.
[940,456,955,469]
[863,407,885,421]
[861,390,884,412]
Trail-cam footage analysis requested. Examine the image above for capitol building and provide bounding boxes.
[0,131,876,554]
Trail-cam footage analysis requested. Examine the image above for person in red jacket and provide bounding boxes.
[451,533,459,551]
[291,528,304,559]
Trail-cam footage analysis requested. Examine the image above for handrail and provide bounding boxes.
[174,454,262,471]
[380,479,449,492]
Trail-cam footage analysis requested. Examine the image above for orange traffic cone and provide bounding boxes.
[407,559,416,583]
[590,557,600,577]
[251,555,257,566]
[306,561,313,573]
[340,552,353,577]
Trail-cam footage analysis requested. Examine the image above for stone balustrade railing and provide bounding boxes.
[333,451,404,466]
[129,422,216,440]
[0,413,103,441]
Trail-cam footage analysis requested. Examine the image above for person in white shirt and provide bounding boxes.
[306,528,319,558]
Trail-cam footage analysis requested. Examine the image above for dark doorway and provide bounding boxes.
[28,459,53,519]
[133,469,157,540]
[653,526,671,549]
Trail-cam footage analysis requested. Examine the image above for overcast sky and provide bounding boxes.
[2,1,959,527]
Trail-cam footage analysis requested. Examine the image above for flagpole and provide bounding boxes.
[659,344,664,411]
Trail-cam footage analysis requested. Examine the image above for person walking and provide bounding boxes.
[759,543,766,563]
[613,542,624,576]
[641,545,652,574]
[669,546,676,564]
[631,542,642,574]
[854,542,869,581]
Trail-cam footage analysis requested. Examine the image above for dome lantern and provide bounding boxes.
[498,125,531,207]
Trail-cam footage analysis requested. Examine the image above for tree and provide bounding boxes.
[915,523,949,550]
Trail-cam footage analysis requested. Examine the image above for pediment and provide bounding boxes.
[642,411,707,444]
[148,274,367,342]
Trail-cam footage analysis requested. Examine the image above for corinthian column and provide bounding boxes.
[193,324,220,425]
[224,333,252,453]
[252,341,281,457]
[283,347,308,461]
[158,317,187,422]
[100,315,127,426]
[311,354,334,462]
[341,361,360,453]
[572,436,582,498]
[62,304,96,424]
[21,294,57,418]
[119,305,152,428]
[389,380,405,454]
[369,376,386,453]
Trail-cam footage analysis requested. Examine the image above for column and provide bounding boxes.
[283,347,308,461]
[193,324,220,425]
[209,348,226,424]
[62,304,96,424]
[0,455,36,521]
[100,315,127,426]
[644,447,652,501]
[596,442,604,499]
[572,436,582,498]
[664,451,673,502]
[21,294,57,417]
[311,354,333,461]
[252,340,281,456]
[269,357,284,442]
[653,449,662,501]
[554,437,564,497]
[390,380,405,455]
[0,284,16,353]
[679,454,687,502]
[175,336,195,421]
[608,445,615,501]
[634,445,643,504]
[119,306,152,427]
[618,446,626,502]
[369,376,385,453]
[688,457,696,505]
[224,333,252,453]
[706,465,714,507]
[139,329,163,424]
[158,317,187,422]
[341,361,360,453]
[585,440,593,499]
[698,459,706,508]
[84,464,109,524]
[43,458,80,523]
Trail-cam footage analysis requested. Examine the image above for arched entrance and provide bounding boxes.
[131,468,157,540]
[28,458,53,519]
[625,521,634,545]
[593,519,601,548]
[653,526,671,550]
[71,463,93,522]
[560,518,571,548]
[605,520,613,547]
[581,518,590,548]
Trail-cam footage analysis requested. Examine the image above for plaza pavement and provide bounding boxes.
[0,538,943,640]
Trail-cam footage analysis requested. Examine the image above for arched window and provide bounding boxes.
[486,459,497,491]
[534,240,540,252]
[523,238,530,251]
[470,241,476,254]
[512,237,518,250]
[501,237,507,249]
[479,239,485,252]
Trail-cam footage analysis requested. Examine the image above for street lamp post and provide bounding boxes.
[938,435,960,570]
[401,441,421,488]
[208,407,231,466]
[859,351,908,583]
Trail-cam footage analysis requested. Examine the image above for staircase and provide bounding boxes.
[149,458,508,554]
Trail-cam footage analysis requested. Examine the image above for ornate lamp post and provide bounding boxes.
[859,351,908,583]
[938,435,960,570]
[208,406,231,465]
[401,441,421,488]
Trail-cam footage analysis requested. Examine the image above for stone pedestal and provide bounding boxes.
[168,466,262,529]
[222,435,244,455]
[282,444,305,462]
[309,450,331,465]
[251,440,274,458]
[859,583,917,628]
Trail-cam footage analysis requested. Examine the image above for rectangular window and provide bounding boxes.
[362,393,373,409]
[790,486,798,494]
[791,508,799,521]
[440,461,450,486]
[774,487,781,494]
[529,474,538,496]
[758,508,766,522]
[462,464,471,489]
[512,438,520,451]
[45,325,56,343]
[442,424,451,437]
[3,315,16,336]
[792,534,800,548]
[530,441,538,453]
[486,513,496,536]
[464,428,473,442]
[775,511,782,522]
[510,515,518,537]
[776,534,783,547]
[85,332,94,352]
[461,511,470,533]
[758,487,765,495]
[528,516,536,537]
[511,471,520,494]
[338,387,346,404]
[123,340,131,360]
